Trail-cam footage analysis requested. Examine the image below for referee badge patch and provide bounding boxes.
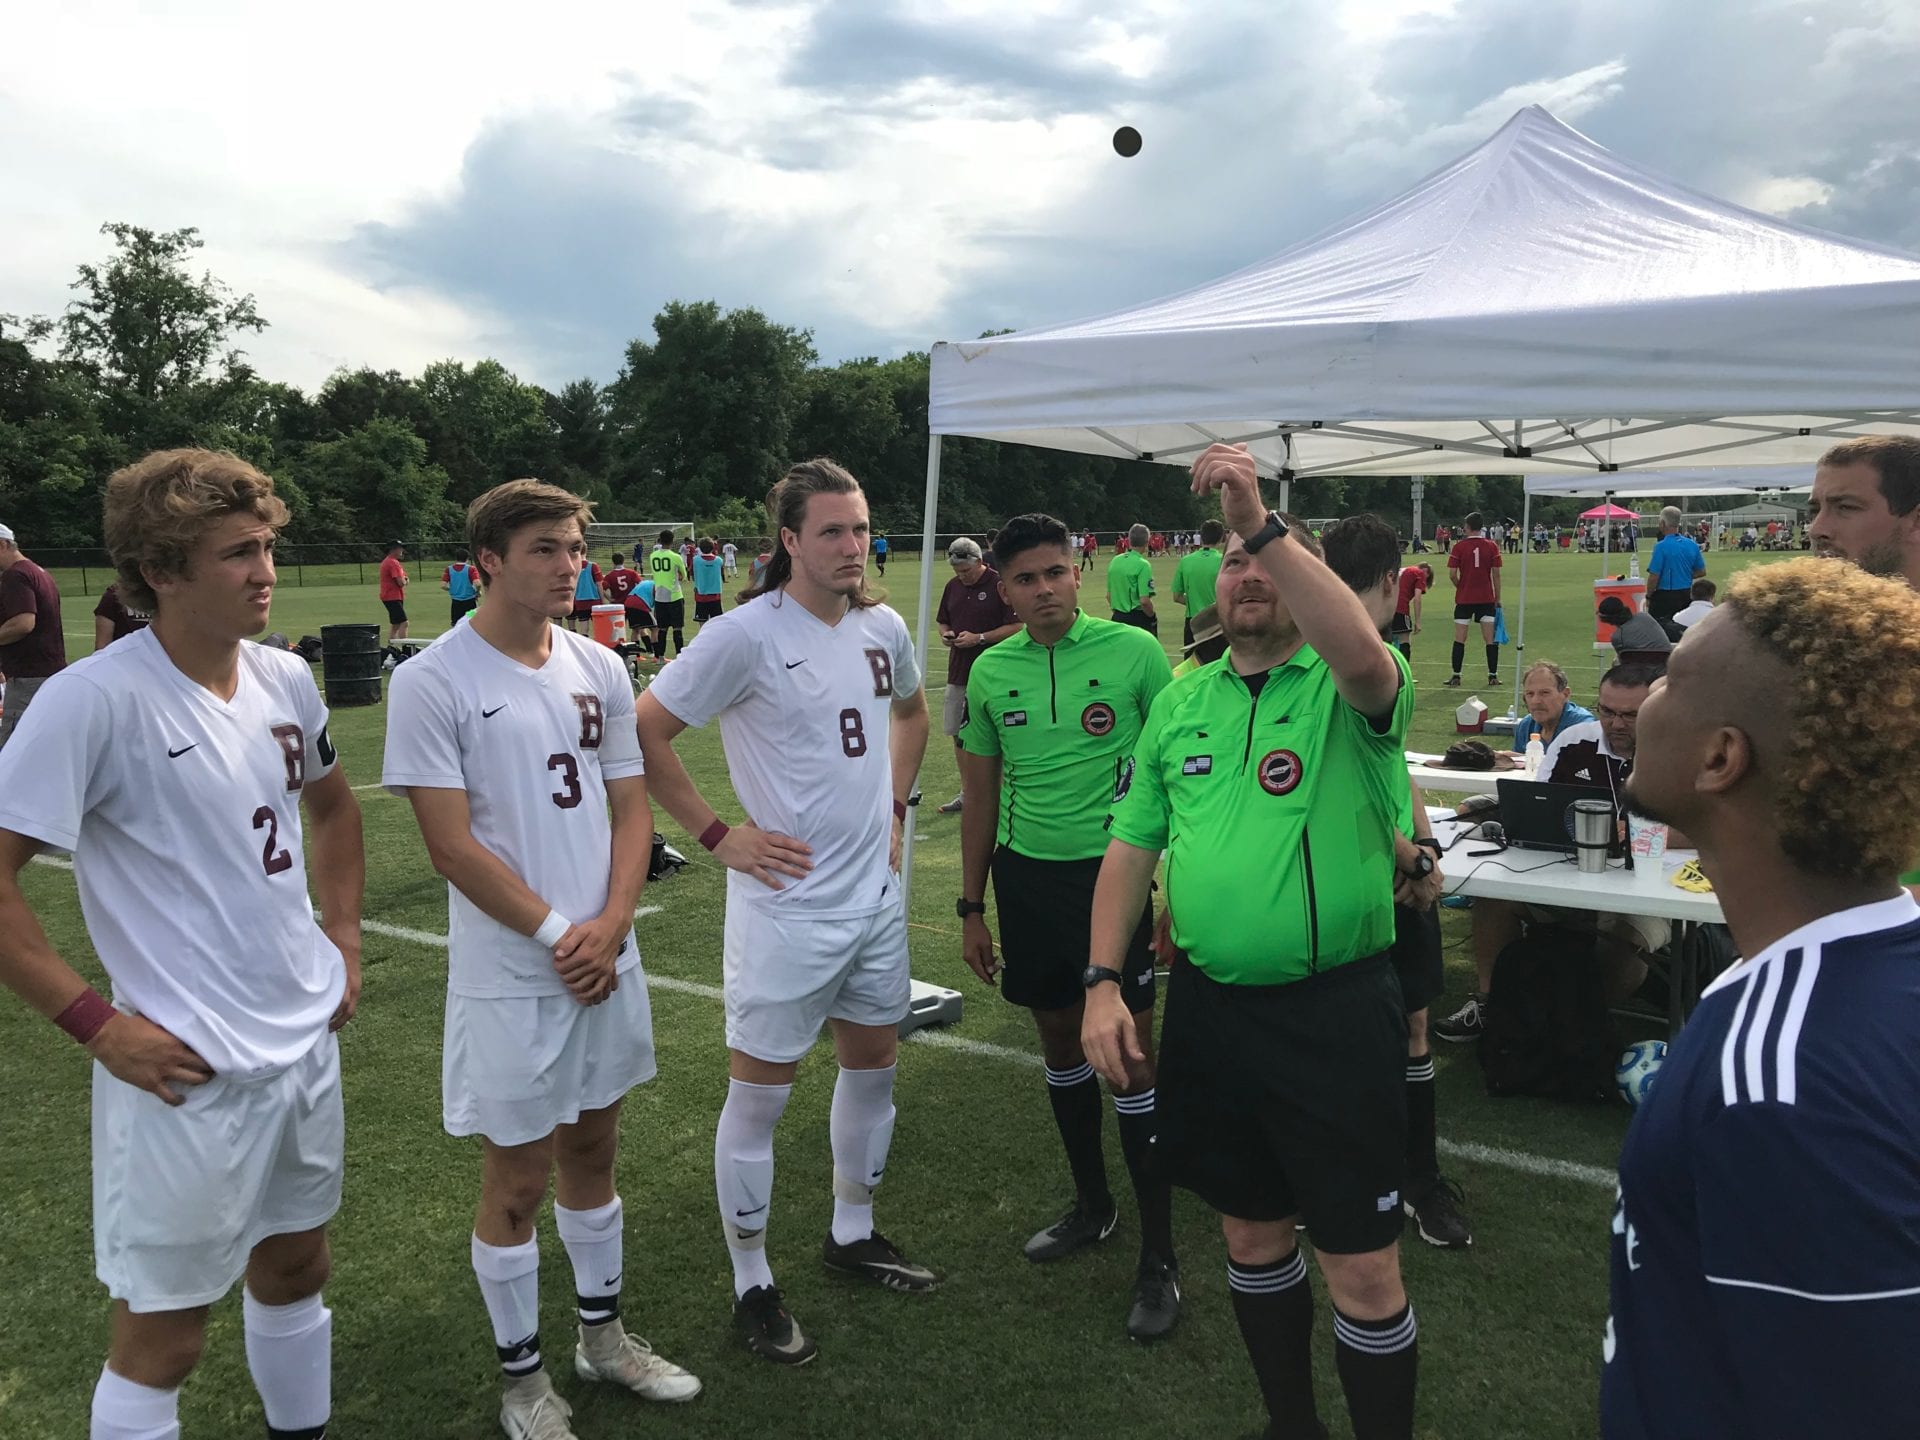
[1081,701,1117,737]
[1257,749,1303,796]
[1181,755,1212,776]
[1004,710,1028,727]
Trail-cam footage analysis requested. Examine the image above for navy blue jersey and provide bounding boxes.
[1603,894,1920,1439]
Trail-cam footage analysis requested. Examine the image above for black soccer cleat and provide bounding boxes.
[1406,1176,1474,1250]
[822,1230,938,1292]
[1023,1197,1119,1263]
[733,1284,817,1366]
[1443,674,1462,687]
[1126,1254,1182,1342]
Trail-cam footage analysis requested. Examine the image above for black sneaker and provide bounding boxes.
[1488,672,1501,686]
[1126,1255,1182,1341]
[1023,1198,1119,1263]
[1433,992,1487,1042]
[1406,1176,1473,1249]
[1443,674,1462,687]
[732,1284,817,1366]
[822,1230,938,1291]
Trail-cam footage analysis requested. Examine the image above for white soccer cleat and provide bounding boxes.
[499,1371,579,1440]
[574,1322,703,1403]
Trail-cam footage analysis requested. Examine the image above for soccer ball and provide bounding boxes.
[1615,1041,1667,1108]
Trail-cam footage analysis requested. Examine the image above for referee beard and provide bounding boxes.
[1085,445,1421,1440]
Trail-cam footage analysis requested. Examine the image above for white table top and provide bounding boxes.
[1407,759,1503,796]
[1430,811,1723,925]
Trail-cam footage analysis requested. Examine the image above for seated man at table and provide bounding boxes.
[1434,665,1667,1043]
[1495,660,1592,769]
[1671,578,1715,630]
[1600,595,1677,657]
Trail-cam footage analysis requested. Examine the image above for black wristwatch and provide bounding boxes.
[1242,511,1290,554]
[955,898,986,919]
[1414,837,1444,859]
[1083,965,1124,991]
[1407,852,1436,880]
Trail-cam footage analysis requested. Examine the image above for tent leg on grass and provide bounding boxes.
[901,433,943,912]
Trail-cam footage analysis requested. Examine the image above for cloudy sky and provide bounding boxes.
[4,0,1915,393]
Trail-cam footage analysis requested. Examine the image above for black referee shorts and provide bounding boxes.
[1157,952,1407,1253]
[1389,902,1443,1015]
[990,847,1156,1015]
[1111,608,1159,636]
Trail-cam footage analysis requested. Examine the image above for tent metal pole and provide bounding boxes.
[899,433,943,913]
[1511,490,1531,719]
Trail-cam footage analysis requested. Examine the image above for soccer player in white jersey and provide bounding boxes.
[383,480,698,1440]
[1603,560,1920,1438]
[637,458,933,1366]
[0,449,365,1440]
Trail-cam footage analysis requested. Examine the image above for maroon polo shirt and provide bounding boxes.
[0,556,67,678]
[93,584,153,645]
[936,566,1017,686]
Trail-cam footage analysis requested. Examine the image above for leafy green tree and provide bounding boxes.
[415,359,556,507]
[0,314,122,547]
[293,417,459,548]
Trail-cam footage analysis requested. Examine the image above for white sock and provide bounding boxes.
[470,1232,542,1379]
[715,1078,791,1297]
[242,1290,331,1435]
[829,1064,897,1246]
[91,1366,179,1440]
[554,1196,624,1328]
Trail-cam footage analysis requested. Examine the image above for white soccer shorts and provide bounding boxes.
[93,1030,343,1314]
[442,959,657,1147]
[722,895,910,1063]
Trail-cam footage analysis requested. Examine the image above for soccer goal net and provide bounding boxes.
[586,521,695,558]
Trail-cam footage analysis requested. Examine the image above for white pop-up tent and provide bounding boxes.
[898,103,1920,894]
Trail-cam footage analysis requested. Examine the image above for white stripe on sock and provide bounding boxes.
[1045,1062,1096,1087]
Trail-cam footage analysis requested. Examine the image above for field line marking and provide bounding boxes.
[32,855,74,871]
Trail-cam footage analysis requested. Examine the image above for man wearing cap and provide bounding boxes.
[933,538,1020,815]
[0,523,68,751]
[1086,447,1421,1439]
[1171,520,1225,650]
[956,512,1180,1339]
[377,539,409,648]
[1107,524,1157,634]
[1599,596,1674,662]
[1645,506,1707,627]
[1172,606,1225,677]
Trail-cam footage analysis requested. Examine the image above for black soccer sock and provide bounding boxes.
[1044,1063,1112,1209]
[1229,1250,1322,1440]
[1396,641,1411,660]
[1333,1303,1419,1440]
[672,627,686,654]
[1404,1054,1438,1192]
[1485,643,1500,676]
[1449,640,1465,676]
[1113,1087,1174,1260]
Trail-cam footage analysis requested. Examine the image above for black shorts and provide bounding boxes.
[1112,608,1158,636]
[450,597,477,625]
[1453,602,1497,622]
[1390,612,1413,637]
[695,597,722,621]
[383,599,407,624]
[991,848,1155,1015]
[571,600,595,618]
[1389,903,1443,1014]
[1157,952,1407,1253]
[653,598,686,629]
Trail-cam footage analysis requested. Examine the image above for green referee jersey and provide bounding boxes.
[1108,644,1414,985]
[1106,550,1154,613]
[1171,546,1223,612]
[647,547,688,600]
[961,610,1174,861]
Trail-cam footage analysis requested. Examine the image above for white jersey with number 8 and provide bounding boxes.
[647,590,921,919]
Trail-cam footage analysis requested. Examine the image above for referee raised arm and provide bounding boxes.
[1085,443,1420,1440]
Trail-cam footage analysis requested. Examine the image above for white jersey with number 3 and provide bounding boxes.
[382,623,645,998]
[647,590,921,919]
[0,630,344,1080]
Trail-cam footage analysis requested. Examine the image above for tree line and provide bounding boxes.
[3,223,1604,554]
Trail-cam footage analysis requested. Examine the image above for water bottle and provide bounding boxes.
[1628,552,1640,581]
[1525,736,1545,777]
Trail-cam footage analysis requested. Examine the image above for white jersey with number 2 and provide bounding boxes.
[647,589,921,920]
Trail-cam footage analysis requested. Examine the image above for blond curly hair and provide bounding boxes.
[1724,559,1920,877]
[104,449,290,612]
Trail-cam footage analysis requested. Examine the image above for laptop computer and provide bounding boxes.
[1496,778,1619,854]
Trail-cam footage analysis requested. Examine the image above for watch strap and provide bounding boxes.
[1243,511,1289,555]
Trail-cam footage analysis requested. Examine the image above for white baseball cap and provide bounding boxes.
[0,523,15,543]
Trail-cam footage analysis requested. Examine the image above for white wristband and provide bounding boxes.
[532,910,571,948]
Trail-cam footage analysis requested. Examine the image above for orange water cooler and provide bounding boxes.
[1593,578,1645,650]
[590,603,628,648]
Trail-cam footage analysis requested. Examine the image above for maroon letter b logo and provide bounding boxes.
[864,648,893,698]
[572,694,604,749]
[271,724,306,792]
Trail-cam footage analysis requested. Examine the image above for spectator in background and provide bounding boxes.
[934,536,1020,814]
[722,538,739,578]
[1445,511,1503,688]
[567,550,606,634]
[692,538,725,625]
[1497,661,1593,769]
[378,539,409,647]
[872,532,889,575]
[603,552,652,637]
[1080,531,1097,572]
[92,582,152,651]
[0,523,68,750]
[1391,562,1433,661]
[441,547,481,627]
[1599,596,1674,663]
[1645,507,1707,626]
[1672,578,1716,629]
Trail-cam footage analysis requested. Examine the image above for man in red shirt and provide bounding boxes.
[378,540,409,645]
[931,537,1020,814]
[1445,512,1503,687]
[1081,532,1097,573]
[0,523,68,752]
[603,552,652,630]
[1392,562,1433,661]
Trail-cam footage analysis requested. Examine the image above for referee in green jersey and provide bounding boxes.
[1086,445,1420,1440]
[1171,519,1225,649]
[1107,524,1157,633]
[956,512,1181,1339]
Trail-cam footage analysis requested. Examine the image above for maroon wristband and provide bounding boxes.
[698,818,730,852]
[893,798,908,822]
[54,988,117,1046]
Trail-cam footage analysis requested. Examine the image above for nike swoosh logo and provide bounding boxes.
[482,705,506,718]
[785,660,807,669]
[168,744,197,758]
[601,1274,621,1288]
[736,1203,768,1218]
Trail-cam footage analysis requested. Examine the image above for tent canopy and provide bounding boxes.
[1578,503,1638,519]
[928,106,1920,478]
[1524,465,1813,498]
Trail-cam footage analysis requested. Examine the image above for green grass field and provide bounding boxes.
[1,545,1794,1438]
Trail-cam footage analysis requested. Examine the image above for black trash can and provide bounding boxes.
[320,623,383,707]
